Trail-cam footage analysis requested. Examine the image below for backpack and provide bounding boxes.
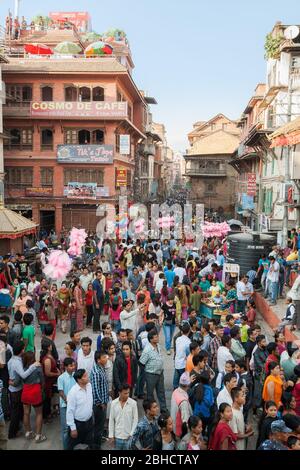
[173,389,188,437]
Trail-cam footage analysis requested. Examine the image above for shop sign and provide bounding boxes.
[119,135,130,155]
[31,101,128,118]
[116,168,127,187]
[247,173,256,196]
[25,187,53,197]
[57,145,114,164]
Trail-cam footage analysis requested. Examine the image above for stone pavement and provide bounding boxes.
[7,308,277,451]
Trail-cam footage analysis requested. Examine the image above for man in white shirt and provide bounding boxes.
[216,372,237,408]
[99,255,110,275]
[79,267,93,292]
[266,256,280,306]
[173,261,187,283]
[173,323,191,389]
[236,275,253,314]
[108,384,138,450]
[217,335,234,372]
[66,369,93,450]
[120,301,143,335]
[77,337,95,376]
[27,274,40,296]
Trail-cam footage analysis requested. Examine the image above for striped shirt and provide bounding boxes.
[90,364,109,406]
[139,344,164,375]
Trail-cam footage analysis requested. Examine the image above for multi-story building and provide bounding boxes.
[184,114,240,216]
[2,19,149,234]
[232,22,300,238]
[230,84,266,230]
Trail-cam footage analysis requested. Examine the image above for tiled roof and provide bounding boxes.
[0,207,37,237]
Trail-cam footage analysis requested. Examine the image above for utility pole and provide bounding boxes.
[282,73,293,247]
[14,0,21,18]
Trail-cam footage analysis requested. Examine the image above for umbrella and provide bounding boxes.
[84,41,113,56]
[24,43,53,55]
[227,219,243,227]
[54,41,82,54]
[82,32,101,43]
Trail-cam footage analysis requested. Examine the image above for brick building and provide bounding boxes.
[2,24,148,234]
[184,114,240,216]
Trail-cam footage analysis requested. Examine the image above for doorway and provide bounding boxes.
[39,210,55,234]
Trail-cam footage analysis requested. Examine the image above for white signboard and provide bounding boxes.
[120,135,130,155]
[222,263,240,283]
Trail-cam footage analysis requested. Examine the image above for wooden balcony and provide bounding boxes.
[184,167,227,177]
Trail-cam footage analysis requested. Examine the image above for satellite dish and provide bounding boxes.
[284,25,300,40]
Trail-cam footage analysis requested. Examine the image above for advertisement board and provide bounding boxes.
[116,169,127,187]
[119,135,130,155]
[31,101,128,119]
[57,145,114,164]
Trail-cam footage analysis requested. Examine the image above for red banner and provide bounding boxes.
[116,169,127,187]
[30,101,128,119]
[247,173,256,196]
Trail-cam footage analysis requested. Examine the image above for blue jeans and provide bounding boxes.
[135,365,146,396]
[271,282,279,303]
[173,368,185,390]
[163,323,175,352]
[60,407,69,450]
[115,438,130,450]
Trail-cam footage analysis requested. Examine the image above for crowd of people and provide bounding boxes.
[0,230,300,451]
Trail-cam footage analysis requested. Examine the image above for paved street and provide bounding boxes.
[7,310,274,451]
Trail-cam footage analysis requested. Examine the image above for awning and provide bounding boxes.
[269,117,300,147]
[0,206,37,239]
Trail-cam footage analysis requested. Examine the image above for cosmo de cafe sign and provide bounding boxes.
[30,101,128,118]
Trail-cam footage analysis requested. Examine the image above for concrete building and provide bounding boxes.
[184,114,240,216]
[232,22,300,239]
[2,18,149,234]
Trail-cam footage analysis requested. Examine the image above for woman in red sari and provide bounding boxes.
[72,278,84,332]
[208,403,237,450]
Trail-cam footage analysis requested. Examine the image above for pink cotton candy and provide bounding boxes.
[202,222,230,238]
[67,227,88,257]
[43,250,72,280]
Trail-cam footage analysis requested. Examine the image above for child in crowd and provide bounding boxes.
[22,312,35,353]
[240,316,250,345]
[68,298,78,333]
[287,435,300,450]
[12,310,23,341]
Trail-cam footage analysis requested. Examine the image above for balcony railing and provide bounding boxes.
[185,168,227,176]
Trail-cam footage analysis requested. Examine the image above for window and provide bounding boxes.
[128,104,133,121]
[206,183,214,193]
[117,89,123,102]
[263,188,273,215]
[65,129,105,145]
[41,86,53,101]
[116,134,120,153]
[5,167,33,186]
[41,129,53,150]
[222,123,227,130]
[92,129,104,144]
[6,84,32,106]
[79,87,91,102]
[78,129,90,144]
[65,129,78,144]
[211,123,216,131]
[93,87,104,101]
[40,168,53,186]
[5,128,33,150]
[65,86,78,101]
[64,169,104,185]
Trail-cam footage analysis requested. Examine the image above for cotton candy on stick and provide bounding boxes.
[43,250,72,280]
[67,227,88,256]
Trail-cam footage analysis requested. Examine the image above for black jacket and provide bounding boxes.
[113,352,138,391]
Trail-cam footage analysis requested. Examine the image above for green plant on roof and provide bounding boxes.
[31,15,51,26]
[103,29,127,40]
[264,33,284,60]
